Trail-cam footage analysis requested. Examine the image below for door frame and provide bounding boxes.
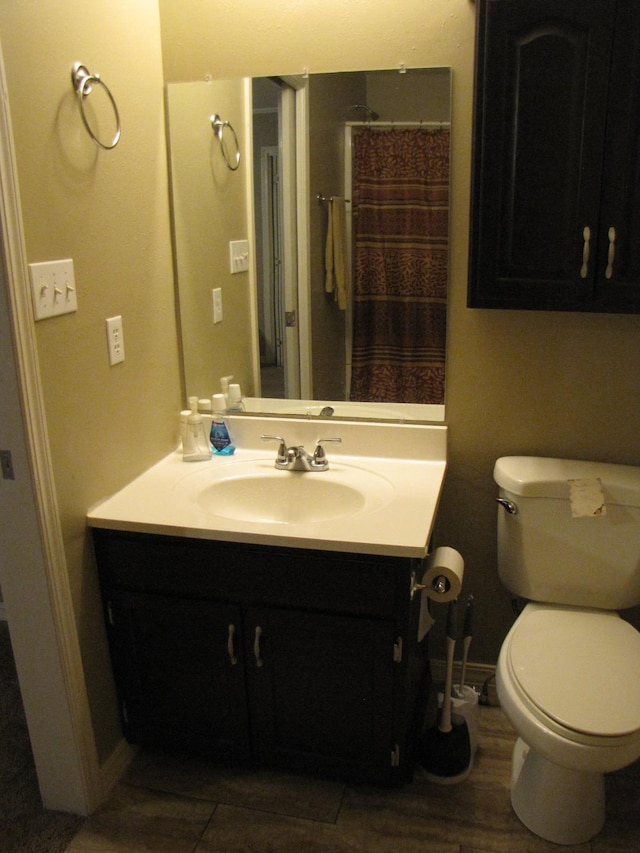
[259,145,282,367]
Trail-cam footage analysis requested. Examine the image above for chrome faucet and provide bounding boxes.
[261,435,341,471]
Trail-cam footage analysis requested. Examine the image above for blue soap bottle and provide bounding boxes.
[210,393,235,455]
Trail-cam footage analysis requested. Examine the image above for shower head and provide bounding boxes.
[349,103,380,122]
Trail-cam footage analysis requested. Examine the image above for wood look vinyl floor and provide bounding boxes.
[65,702,640,852]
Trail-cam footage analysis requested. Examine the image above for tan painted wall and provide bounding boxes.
[0,0,182,762]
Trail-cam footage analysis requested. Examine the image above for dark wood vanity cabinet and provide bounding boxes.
[468,0,640,312]
[93,529,430,785]
[104,592,252,761]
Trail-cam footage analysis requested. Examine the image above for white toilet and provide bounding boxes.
[494,456,640,845]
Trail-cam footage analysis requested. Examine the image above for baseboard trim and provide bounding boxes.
[99,737,138,803]
[430,659,498,705]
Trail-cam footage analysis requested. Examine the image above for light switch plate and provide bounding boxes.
[29,259,77,320]
[229,240,249,274]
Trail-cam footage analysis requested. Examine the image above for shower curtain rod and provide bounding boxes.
[345,120,450,128]
[317,194,351,204]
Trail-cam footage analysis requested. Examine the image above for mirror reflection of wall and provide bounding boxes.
[167,67,451,414]
[166,78,258,401]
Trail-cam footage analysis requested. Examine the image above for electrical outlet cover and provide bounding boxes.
[106,315,125,365]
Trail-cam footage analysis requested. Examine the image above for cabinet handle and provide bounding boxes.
[605,226,616,280]
[227,624,238,665]
[253,626,264,667]
[580,226,591,279]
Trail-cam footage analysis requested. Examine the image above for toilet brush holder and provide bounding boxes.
[454,685,479,759]
[437,685,479,761]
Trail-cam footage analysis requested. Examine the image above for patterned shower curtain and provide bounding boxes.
[349,127,449,405]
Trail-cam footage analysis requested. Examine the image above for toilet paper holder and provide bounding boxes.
[412,546,465,603]
[410,572,450,600]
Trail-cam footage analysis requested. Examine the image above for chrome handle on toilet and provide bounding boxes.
[496,497,518,515]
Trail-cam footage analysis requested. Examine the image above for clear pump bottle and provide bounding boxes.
[227,383,245,413]
[183,397,211,461]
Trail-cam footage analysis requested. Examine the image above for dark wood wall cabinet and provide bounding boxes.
[93,529,431,786]
[468,0,640,312]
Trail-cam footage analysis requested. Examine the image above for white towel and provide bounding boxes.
[324,199,334,294]
[332,198,348,311]
[324,197,348,310]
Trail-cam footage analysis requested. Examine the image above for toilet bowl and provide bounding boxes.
[493,456,640,845]
[497,603,640,844]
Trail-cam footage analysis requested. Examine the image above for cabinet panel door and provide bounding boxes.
[595,0,640,309]
[245,607,396,782]
[469,0,615,309]
[107,592,251,760]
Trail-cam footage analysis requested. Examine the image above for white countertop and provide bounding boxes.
[87,417,447,558]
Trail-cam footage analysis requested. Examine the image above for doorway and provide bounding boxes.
[252,77,303,399]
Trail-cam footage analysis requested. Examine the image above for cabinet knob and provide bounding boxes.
[605,226,616,280]
[580,226,591,279]
[253,626,264,667]
[227,624,238,665]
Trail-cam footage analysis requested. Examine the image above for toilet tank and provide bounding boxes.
[494,456,640,610]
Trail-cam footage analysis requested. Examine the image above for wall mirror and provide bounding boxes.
[166,66,451,423]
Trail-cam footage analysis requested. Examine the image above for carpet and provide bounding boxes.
[0,620,85,852]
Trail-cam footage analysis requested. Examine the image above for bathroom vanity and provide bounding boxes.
[88,417,447,785]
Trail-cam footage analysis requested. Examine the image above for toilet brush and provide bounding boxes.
[420,598,471,781]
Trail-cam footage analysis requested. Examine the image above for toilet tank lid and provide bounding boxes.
[494,456,640,506]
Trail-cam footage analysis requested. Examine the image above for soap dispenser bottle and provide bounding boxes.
[220,375,234,407]
[183,397,212,462]
[210,393,235,455]
[227,383,246,413]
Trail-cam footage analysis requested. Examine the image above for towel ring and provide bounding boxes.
[71,62,121,150]
[210,114,240,171]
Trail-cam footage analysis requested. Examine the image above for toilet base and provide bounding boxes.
[510,737,605,845]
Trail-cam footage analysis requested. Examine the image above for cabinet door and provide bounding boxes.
[245,607,397,782]
[469,0,615,309]
[594,0,640,310]
[106,592,251,761]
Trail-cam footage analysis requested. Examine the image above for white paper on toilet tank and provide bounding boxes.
[568,477,606,517]
[418,546,464,641]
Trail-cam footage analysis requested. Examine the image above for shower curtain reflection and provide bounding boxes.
[349,127,449,405]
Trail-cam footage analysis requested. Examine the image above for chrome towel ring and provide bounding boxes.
[210,114,240,171]
[71,62,121,150]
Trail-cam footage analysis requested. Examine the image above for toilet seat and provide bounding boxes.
[507,606,640,741]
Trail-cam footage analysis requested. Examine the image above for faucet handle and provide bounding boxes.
[313,437,342,466]
[261,434,287,465]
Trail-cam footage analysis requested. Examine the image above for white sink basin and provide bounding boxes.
[199,474,361,523]
[177,459,395,525]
